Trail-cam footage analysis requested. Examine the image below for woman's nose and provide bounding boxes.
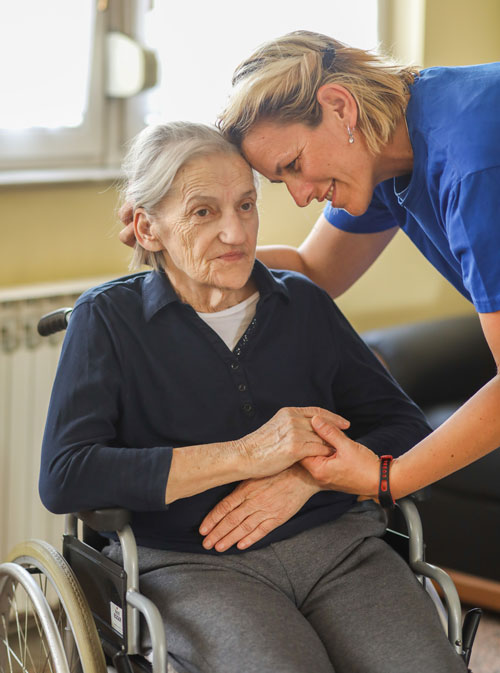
[286,179,315,207]
[219,213,246,244]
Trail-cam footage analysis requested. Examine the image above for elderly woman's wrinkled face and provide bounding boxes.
[149,152,259,304]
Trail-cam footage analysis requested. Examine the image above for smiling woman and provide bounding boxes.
[216,29,500,518]
[220,31,416,214]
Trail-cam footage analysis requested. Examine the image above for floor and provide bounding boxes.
[468,608,500,673]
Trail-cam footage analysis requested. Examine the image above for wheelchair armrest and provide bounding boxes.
[396,496,464,654]
[404,487,431,502]
[395,497,424,564]
[76,508,131,533]
[65,508,142,658]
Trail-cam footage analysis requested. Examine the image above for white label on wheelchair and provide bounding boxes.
[110,601,124,635]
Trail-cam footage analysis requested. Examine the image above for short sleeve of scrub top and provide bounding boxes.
[446,166,500,313]
[323,170,500,313]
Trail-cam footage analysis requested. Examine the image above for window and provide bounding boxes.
[0,0,379,181]
[0,0,154,181]
[144,0,379,126]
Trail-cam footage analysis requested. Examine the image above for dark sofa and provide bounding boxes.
[362,314,500,610]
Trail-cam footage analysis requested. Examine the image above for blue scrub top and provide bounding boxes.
[324,63,500,313]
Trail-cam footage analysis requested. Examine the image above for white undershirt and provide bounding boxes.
[196,291,260,351]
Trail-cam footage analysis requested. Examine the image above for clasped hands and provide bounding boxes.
[199,406,379,553]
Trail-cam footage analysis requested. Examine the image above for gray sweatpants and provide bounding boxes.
[104,503,466,673]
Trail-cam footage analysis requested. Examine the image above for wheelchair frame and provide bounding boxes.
[1,497,481,673]
[0,307,482,672]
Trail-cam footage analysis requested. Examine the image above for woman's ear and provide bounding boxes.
[316,83,358,128]
[133,209,164,252]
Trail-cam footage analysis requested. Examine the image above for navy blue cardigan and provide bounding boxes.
[40,262,430,553]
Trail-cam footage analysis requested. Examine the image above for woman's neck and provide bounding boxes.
[167,274,258,313]
[374,115,414,184]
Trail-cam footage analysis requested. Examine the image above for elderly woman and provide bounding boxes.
[214,30,500,513]
[40,122,466,673]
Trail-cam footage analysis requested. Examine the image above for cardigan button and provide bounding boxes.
[242,403,254,416]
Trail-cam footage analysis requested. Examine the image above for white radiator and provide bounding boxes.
[0,279,106,560]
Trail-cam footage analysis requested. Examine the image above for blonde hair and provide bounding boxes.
[121,121,244,271]
[218,31,418,155]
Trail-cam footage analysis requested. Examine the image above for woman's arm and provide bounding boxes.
[391,309,500,496]
[257,214,397,298]
[306,310,500,498]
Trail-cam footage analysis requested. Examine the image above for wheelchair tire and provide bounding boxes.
[5,539,107,673]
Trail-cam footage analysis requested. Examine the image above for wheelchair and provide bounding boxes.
[0,309,483,673]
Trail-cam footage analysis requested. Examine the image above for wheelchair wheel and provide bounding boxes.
[0,561,69,673]
[4,540,106,673]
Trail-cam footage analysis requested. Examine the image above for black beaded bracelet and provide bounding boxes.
[378,455,395,509]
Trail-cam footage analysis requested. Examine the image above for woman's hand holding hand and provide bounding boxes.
[239,406,350,478]
[118,202,136,247]
[301,415,380,497]
[199,464,320,552]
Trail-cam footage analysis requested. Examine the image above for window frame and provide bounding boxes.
[0,0,152,184]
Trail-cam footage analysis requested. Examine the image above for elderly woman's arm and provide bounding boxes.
[199,464,320,552]
[164,406,343,504]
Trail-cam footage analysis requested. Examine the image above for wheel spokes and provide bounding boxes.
[0,580,57,673]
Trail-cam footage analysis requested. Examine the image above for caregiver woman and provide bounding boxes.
[216,30,500,502]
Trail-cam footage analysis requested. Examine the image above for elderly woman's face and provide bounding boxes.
[150,152,258,300]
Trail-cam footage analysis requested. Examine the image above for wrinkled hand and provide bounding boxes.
[239,406,350,478]
[118,202,136,248]
[199,464,320,552]
[301,415,379,497]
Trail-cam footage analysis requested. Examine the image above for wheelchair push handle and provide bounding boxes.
[37,308,73,336]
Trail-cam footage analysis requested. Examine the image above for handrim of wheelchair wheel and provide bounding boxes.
[1,539,107,673]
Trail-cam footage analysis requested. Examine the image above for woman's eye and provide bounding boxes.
[286,158,299,172]
[240,201,254,211]
[195,208,210,217]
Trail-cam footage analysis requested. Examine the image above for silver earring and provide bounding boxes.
[347,125,355,144]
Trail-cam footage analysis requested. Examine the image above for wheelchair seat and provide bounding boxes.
[0,496,482,673]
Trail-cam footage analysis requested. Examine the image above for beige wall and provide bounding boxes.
[1,181,127,287]
[423,0,500,67]
[2,0,499,331]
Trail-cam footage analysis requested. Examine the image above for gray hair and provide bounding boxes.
[121,121,251,271]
